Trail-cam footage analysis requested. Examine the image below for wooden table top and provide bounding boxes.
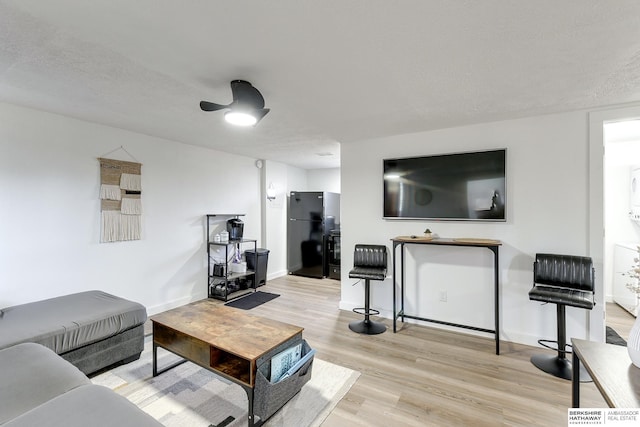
[150,299,304,361]
[572,338,640,408]
[392,236,502,246]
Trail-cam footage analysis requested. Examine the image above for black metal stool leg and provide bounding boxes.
[349,279,386,335]
[531,304,591,382]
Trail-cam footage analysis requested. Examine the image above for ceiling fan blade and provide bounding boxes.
[230,80,266,109]
[200,101,228,111]
[253,108,270,123]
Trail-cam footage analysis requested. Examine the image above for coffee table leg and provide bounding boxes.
[243,386,261,427]
[152,343,188,377]
[152,341,158,377]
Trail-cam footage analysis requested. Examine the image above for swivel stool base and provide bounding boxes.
[349,319,386,335]
[531,353,591,382]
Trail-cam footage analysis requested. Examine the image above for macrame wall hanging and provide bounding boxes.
[98,153,142,243]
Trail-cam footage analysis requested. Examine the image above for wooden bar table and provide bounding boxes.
[392,236,502,354]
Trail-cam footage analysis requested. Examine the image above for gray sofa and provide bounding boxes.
[0,290,147,375]
[0,342,162,427]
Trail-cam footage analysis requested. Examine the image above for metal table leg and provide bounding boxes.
[572,349,580,407]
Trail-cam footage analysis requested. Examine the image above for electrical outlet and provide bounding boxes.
[439,291,447,302]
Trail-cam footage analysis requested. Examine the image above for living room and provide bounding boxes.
[4,99,637,346]
[2,2,640,426]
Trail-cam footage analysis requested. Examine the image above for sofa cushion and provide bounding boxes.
[0,343,90,424]
[0,290,147,353]
[4,384,163,427]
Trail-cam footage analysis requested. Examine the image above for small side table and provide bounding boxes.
[572,338,640,408]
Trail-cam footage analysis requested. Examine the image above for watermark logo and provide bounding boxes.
[568,409,639,426]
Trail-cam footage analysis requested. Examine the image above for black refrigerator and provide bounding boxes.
[287,191,340,278]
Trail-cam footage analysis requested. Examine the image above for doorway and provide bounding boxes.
[604,120,640,340]
[591,110,640,342]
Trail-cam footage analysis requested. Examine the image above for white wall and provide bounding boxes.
[0,103,261,314]
[341,111,599,347]
[287,165,309,193]
[262,160,290,279]
[307,168,340,193]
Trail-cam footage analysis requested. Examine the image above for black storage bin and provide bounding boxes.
[254,339,314,422]
[245,248,270,287]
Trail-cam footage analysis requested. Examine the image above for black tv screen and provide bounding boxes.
[383,149,506,221]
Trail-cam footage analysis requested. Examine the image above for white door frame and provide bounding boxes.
[589,104,640,341]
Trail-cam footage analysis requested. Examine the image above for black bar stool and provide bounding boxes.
[349,244,388,335]
[529,253,595,381]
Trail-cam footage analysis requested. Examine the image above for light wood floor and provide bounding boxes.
[187,275,629,427]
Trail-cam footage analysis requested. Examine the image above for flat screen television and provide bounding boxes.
[383,149,506,221]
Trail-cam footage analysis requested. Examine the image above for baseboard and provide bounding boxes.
[339,301,541,346]
[146,293,204,316]
[267,270,288,281]
[146,274,288,315]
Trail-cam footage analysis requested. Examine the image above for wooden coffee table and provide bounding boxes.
[150,300,304,426]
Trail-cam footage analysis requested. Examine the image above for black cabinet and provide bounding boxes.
[328,230,341,280]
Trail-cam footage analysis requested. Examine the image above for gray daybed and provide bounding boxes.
[0,290,147,375]
[0,342,162,427]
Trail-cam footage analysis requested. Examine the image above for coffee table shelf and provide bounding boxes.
[211,349,251,385]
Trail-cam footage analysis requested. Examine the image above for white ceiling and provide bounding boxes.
[2,1,640,169]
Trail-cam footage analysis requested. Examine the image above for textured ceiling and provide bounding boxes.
[2,1,640,169]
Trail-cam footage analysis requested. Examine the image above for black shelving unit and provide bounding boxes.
[206,214,258,302]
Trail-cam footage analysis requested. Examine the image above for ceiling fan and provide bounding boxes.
[200,80,270,126]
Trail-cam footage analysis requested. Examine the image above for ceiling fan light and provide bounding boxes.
[225,110,257,126]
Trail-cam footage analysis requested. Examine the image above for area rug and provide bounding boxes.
[92,339,359,426]
[606,326,627,346]
[224,291,280,310]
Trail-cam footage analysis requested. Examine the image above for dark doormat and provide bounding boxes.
[224,291,280,310]
[606,326,627,346]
